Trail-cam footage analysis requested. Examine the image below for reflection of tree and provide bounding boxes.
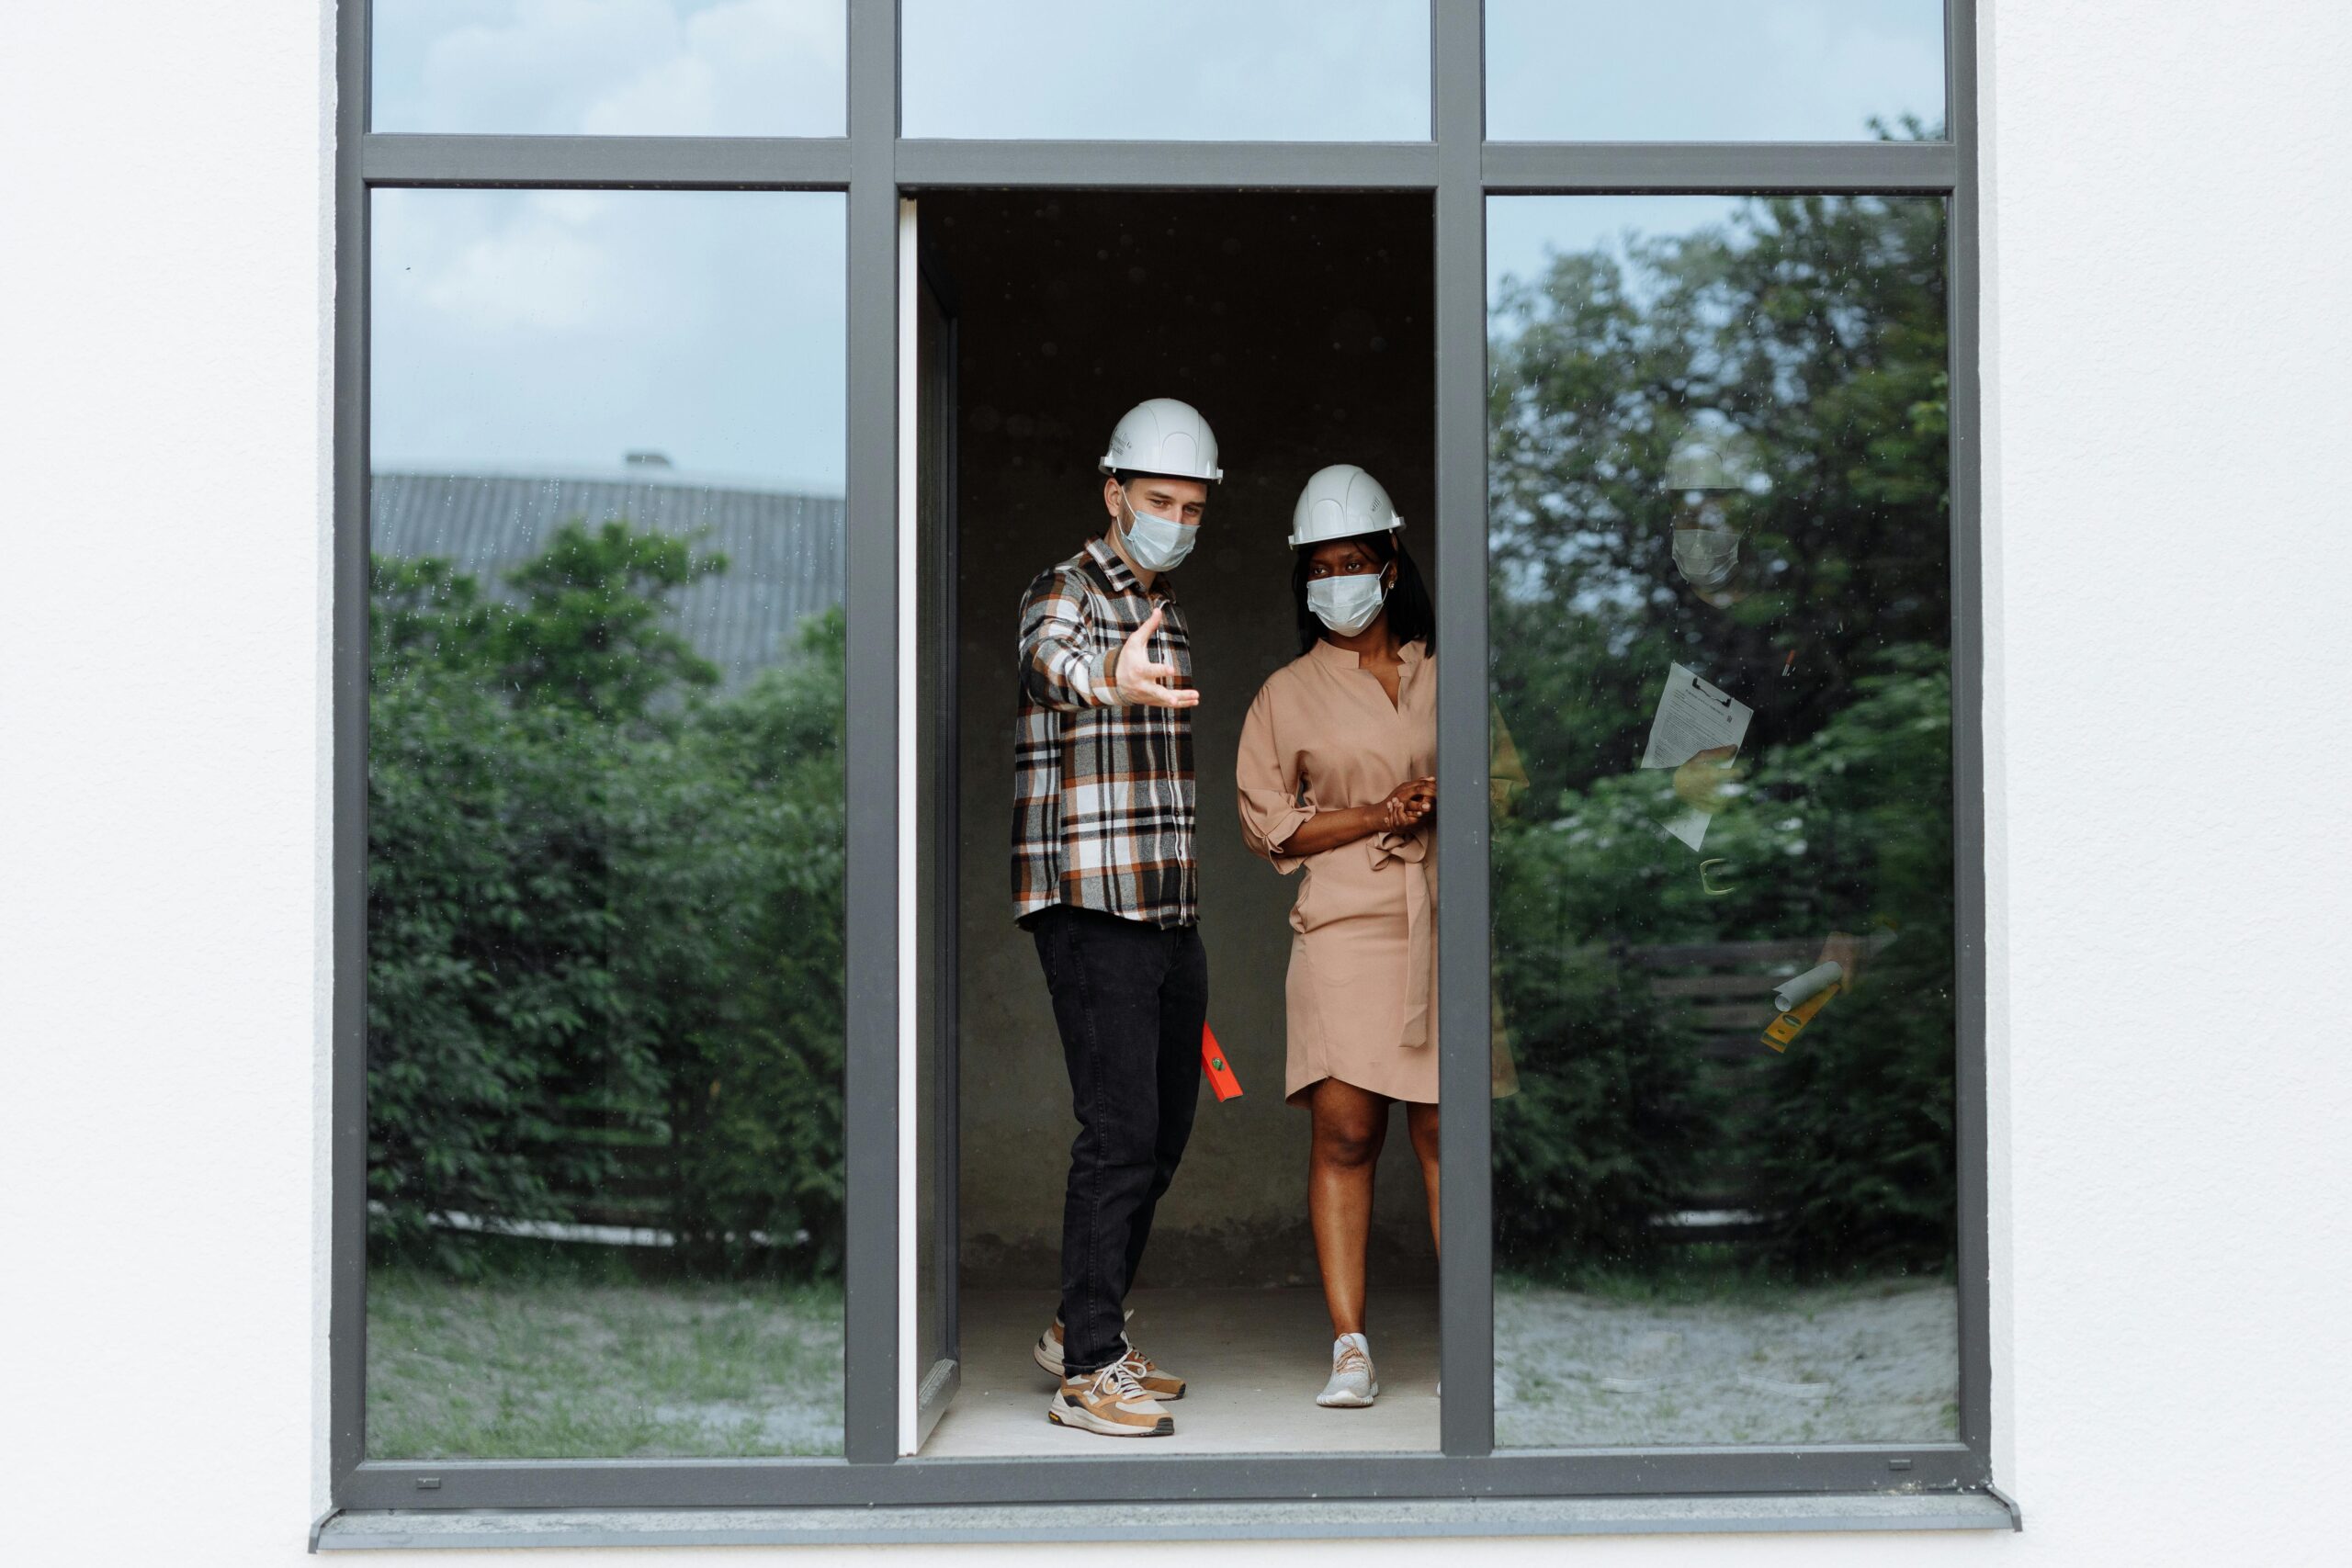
[1488,191,1949,799]
[368,523,845,1277]
[1487,189,1957,1274]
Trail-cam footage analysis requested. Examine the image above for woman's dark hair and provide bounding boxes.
[1292,530,1435,657]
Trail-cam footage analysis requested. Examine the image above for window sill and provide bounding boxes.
[315,1490,2019,1551]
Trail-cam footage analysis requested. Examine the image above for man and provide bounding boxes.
[1012,397,1220,1438]
[1652,423,1874,992]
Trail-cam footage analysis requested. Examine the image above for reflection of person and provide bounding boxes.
[1012,398,1221,1438]
[1657,426,1868,989]
[1236,464,1441,1410]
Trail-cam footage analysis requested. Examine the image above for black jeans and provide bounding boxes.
[1030,905,1208,1376]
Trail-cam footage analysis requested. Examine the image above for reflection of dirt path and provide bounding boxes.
[1495,1280,1958,1447]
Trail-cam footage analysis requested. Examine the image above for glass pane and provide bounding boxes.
[900,0,1430,141]
[1486,0,1945,141]
[366,189,847,1459]
[371,0,846,136]
[1487,195,1958,1447]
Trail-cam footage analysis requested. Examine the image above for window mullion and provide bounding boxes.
[841,0,903,1468]
[1433,0,1495,1461]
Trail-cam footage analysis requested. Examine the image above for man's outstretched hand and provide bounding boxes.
[1116,607,1198,708]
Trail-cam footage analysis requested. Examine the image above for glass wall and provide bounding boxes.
[371,0,846,136]
[900,0,1430,141]
[1486,195,1959,1447]
[365,188,848,1459]
[1486,0,1945,141]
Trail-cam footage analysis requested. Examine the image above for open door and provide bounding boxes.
[900,198,961,1451]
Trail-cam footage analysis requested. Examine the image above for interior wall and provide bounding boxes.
[932,191,1442,1289]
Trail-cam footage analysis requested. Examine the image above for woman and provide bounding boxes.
[1236,463,1440,1409]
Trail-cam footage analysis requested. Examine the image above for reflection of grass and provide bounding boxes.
[1503,1245,1956,1309]
[1493,1268,1958,1448]
[368,1262,843,1460]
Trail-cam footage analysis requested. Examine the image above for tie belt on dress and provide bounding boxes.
[1367,829,1433,1048]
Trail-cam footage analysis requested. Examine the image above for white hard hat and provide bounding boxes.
[1288,463,1403,548]
[1664,423,1766,492]
[1099,398,1223,483]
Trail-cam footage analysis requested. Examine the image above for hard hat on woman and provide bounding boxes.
[1288,463,1403,547]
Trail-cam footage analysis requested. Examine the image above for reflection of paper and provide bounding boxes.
[1641,662,1753,850]
[1772,962,1845,1013]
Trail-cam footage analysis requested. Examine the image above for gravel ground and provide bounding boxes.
[368,1271,843,1460]
[368,1269,1950,1457]
[1495,1278,1959,1447]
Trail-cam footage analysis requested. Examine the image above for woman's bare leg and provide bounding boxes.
[1406,1100,1441,1251]
[1307,1078,1390,1337]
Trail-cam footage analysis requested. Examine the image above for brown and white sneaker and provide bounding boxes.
[1047,1360,1174,1438]
[1033,1315,1187,1400]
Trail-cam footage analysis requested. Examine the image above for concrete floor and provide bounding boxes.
[922,1287,1440,1456]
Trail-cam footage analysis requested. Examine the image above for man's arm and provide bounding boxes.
[1017,567,1123,711]
[1018,568,1200,713]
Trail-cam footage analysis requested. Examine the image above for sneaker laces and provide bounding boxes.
[1115,1345,1156,1378]
[1334,1342,1372,1378]
[1087,1359,1149,1402]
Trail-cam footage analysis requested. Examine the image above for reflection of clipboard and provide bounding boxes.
[1640,662,1753,851]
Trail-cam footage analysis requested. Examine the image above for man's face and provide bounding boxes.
[1104,474,1210,529]
[1672,490,1740,534]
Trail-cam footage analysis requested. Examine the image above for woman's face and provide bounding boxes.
[1305,537,1393,587]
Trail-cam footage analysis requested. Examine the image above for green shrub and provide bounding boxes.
[1747,651,1957,1271]
[367,527,846,1278]
[1491,824,1713,1275]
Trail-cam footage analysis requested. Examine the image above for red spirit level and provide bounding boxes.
[1202,1023,1244,1101]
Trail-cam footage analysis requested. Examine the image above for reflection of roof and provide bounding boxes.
[370,470,845,689]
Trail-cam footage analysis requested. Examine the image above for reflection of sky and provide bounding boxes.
[371,0,846,135]
[1488,196,1749,322]
[1485,0,1944,141]
[373,1,1939,142]
[370,190,846,491]
[899,0,1430,141]
[367,7,1934,489]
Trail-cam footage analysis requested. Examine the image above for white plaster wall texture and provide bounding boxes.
[3,2,2349,1563]
[1977,0,2352,1557]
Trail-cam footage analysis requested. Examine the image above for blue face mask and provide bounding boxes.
[1121,488,1198,572]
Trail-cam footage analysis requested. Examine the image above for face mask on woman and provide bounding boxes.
[1307,570,1389,636]
[1120,488,1198,572]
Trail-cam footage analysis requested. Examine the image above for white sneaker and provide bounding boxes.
[1317,1332,1379,1407]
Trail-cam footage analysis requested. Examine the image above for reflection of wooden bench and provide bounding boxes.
[1622,938,1820,1244]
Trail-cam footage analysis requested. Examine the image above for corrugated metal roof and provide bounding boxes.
[370,470,845,690]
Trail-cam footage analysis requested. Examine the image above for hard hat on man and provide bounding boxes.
[1100,398,1223,483]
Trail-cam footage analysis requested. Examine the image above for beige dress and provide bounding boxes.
[1238,638,1439,1104]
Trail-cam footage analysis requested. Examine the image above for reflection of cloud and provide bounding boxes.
[417,202,620,333]
[370,189,846,490]
[900,0,1428,141]
[379,1,845,136]
[1485,0,1944,142]
[1487,196,1750,310]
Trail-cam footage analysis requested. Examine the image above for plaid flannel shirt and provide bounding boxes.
[1011,536,1197,929]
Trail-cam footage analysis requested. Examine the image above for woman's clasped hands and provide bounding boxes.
[1378,775,1436,831]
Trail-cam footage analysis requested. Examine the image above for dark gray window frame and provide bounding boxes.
[327,0,1998,1533]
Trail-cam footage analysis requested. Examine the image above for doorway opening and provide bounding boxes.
[908,189,1441,1457]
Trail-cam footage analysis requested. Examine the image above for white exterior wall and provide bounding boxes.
[3,2,2347,1562]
